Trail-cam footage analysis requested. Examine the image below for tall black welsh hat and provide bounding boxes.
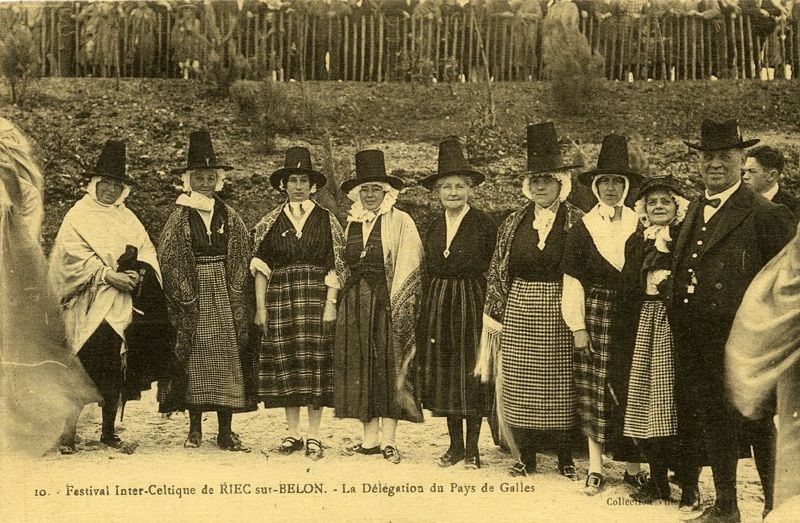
[270,146,327,190]
[85,140,135,185]
[419,137,484,190]
[579,134,645,186]
[340,150,404,193]
[174,130,233,173]
[525,122,584,176]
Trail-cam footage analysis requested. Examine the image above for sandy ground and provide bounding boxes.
[3,389,772,523]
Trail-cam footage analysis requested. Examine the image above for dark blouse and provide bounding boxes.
[423,208,497,279]
[508,204,569,282]
[343,216,388,299]
[254,205,335,270]
[562,218,625,290]
[619,225,682,301]
[188,198,229,256]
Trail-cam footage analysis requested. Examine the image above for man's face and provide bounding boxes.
[742,157,778,195]
[700,148,743,195]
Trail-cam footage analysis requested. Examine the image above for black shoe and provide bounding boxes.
[184,431,202,448]
[630,478,671,502]
[275,436,304,455]
[382,445,401,464]
[559,464,579,481]
[583,472,605,496]
[305,438,324,461]
[100,433,123,449]
[437,448,465,468]
[342,443,381,456]
[693,504,741,523]
[218,432,250,452]
[679,486,701,513]
[508,461,528,477]
[464,455,481,470]
[623,470,649,490]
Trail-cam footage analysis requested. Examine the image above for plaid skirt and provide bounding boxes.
[185,257,246,410]
[501,279,575,430]
[623,299,678,439]
[421,276,492,417]
[575,286,616,443]
[258,264,333,408]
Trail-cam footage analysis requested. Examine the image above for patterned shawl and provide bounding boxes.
[345,206,425,422]
[157,199,257,411]
[251,201,348,287]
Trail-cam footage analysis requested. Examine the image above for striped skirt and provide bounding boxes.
[420,276,492,417]
[258,264,333,408]
[575,286,616,443]
[185,257,246,410]
[623,299,678,439]
[500,279,575,430]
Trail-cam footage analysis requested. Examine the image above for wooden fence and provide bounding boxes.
[8,3,800,82]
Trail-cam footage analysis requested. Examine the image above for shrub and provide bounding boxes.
[230,80,320,153]
[0,24,40,106]
[543,23,605,115]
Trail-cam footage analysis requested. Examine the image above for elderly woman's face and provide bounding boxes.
[286,174,313,202]
[189,168,218,197]
[596,175,627,206]
[528,174,560,208]
[645,189,677,226]
[437,175,472,212]
[96,178,125,204]
[359,182,386,212]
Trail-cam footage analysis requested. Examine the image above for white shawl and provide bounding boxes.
[48,194,160,354]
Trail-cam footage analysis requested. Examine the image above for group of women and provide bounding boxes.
[14,118,697,504]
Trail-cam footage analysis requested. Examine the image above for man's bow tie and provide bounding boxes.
[702,196,721,209]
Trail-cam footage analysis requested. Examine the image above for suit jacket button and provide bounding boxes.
[715,282,723,290]
[710,303,718,310]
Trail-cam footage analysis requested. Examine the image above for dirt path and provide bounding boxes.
[4,389,769,522]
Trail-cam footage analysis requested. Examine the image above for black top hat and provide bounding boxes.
[578,134,645,186]
[524,122,584,176]
[340,150,404,193]
[174,130,233,174]
[684,119,760,151]
[85,140,136,185]
[635,175,687,201]
[269,146,327,190]
[419,137,484,190]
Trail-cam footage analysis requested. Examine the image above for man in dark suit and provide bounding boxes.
[744,145,800,218]
[668,120,795,522]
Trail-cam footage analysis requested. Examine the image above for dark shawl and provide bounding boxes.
[156,198,258,412]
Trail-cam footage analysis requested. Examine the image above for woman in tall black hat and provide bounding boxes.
[334,150,424,464]
[608,175,690,502]
[418,137,496,470]
[475,123,585,478]
[48,140,167,451]
[252,146,347,460]
[158,130,256,452]
[561,134,647,495]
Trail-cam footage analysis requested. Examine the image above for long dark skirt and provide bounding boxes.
[185,257,247,411]
[421,276,492,417]
[575,286,616,444]
[77,321,122,405]
[501,279,575,430]
[258,264,333,408]
[623,299,678,440]
[334,275,412,422]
